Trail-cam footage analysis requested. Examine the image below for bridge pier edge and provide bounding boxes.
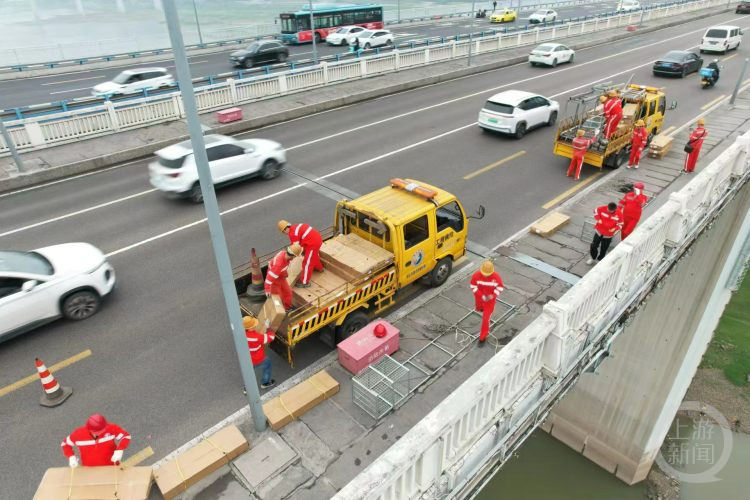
[541,180,750,485]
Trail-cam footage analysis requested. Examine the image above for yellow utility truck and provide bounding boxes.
[553,83,667,169]
[233,179,480,365]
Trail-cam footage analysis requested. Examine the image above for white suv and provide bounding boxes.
[477,90,559,139]
[356,30,394,49]
[149,134,286,203]
[617,0,641,12]
[91,67,175,97]
[326,26,367,46]
[0,244,116,342]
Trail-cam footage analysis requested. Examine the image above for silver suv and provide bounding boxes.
[91,67,175,97]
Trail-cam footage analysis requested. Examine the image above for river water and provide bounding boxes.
[479,417,750,499]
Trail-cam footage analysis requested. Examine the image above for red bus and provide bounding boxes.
[279,3,384,44]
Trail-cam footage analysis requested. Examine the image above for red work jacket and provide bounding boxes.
[287,223,322,249]
[619,191,648,220]
[246,328,276,365]
[603,97,622,119]
[264,251,290,292]
[470,271,504,298]
[631,127,648,148]
[688,126,708,150]
[593,206,623,237]
[61,424,131,466]
[572,136,593,158]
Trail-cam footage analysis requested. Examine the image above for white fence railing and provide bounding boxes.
[0,0,725,157]
[332,130,750,500]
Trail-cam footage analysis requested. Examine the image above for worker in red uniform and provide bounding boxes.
[264,243,303,310]
[684,118,708,173]
[587,202,623,265]
[244,316,276,389]
[618,182,648,240]
[278,220,324,288]
[61,414,131,467]
[602,90,623,139]
[470,260,504,346]
[627,120,649,169]
[567,129,593,180]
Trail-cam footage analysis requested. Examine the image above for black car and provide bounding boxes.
[230,41,289,69]
[652,50,703,77]
[737,1,750,13]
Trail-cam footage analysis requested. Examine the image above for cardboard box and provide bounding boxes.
[649,134,673,158]
[154,425,249,500]
[256,295,287,332]
[35,466,152,500]
[621,103,639,121]
[530,212,570,237]
[263,370,340,431]
[338,320,400,374]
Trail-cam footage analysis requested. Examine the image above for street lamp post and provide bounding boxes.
[191,0,204,45]
[730,58,749,106]
[309,0,318,64]
[161,0,266,432]
[0,119,24,173]
[467,0,476,67]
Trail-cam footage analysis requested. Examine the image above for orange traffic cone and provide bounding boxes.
[246,247,266,302]
[35,358,73,407]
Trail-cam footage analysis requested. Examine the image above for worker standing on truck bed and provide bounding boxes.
[627,120,649,169]
[618,182,648,240]
[470,261,504,346]
[265,243,303,310]
[603,90,622,139]
[278,220,324,288]
[567,129,593,180]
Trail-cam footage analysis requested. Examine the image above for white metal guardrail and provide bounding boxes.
[331,129,750,500]
[0,0,725,156]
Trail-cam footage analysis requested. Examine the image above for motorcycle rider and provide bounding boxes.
[706,59,720,85]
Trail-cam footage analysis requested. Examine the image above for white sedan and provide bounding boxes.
[356,29,394,49]
[528,9,557,24]
[529,43,575,67]
[0,244,116,342]
[326,25,367,46]
[617,0,641,12]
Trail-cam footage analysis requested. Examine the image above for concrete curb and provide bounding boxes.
[0,8,732,196]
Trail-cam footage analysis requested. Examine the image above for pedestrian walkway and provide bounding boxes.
[159,91,750,500]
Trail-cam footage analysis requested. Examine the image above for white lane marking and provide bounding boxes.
[0,189,157,238]
[49,86,92,95]
[41,76,102,86]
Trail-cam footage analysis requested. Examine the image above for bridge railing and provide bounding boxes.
[332,130,750,500]
[0,0,723,157]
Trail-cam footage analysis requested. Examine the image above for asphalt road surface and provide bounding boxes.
[0,1,639,109]
[2,8,749,499]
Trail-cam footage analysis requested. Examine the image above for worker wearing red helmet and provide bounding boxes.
[618,182,648,240]
[264,243,303,310]
[278,220,324,288]
[470,260,504,346]
[627,120,649,169]
[61,414,131,467]
[567,129,593,180]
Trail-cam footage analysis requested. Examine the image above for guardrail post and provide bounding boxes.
[172,94,185,118]
[321,61,329,84]
[394,51,401,71]
[517,33,522,46]
[278,74,288,94]
[535,28,540,42]
[105,101,120,131]
[425,47,430,64]
[24,122,46,148]
[551,27,556,39]
[451,40,457,58]
[227,77,238,104]
[496,34,501,50]
[568,23,572,36]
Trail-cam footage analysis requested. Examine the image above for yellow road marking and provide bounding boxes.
[0,349,92,398]
[463,150,526,180]
[122,446,154,467]
[722,53,738,63]
[701,95,726,111]
[542,173,603,210]
[662,125,676,136]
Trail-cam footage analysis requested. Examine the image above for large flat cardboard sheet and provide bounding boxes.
[34,466,152,500]
[154,425,249,500]
[292,269,349,305]
[530,212,570,237]
[320,235,393,277]
[263,370,340,431]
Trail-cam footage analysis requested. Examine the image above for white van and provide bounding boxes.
[699,25,742,54]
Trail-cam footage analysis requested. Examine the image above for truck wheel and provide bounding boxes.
[335,310,369,344]
[606,149,627,169]
[429,257,453,287]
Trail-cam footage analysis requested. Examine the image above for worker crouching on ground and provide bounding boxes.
[567,129,593,180]
[264,243,303,310]
[602,90,622,139]
[244,316,276,389]
[470,260,504,347]
[587,202,623,265]
[61,413,131,467]
[278,220,324,288]
[619,182,648,239]
[684,118,708,174]
[627,120,649,169]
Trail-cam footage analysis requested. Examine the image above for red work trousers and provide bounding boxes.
[604,115,621,139]
[628,145,644,167]
[567,155,585,180]
[684,147,702,172]
[300,246,324,285]
[621,215,640,239]
[270,279,293,309]
[474,294,496,342]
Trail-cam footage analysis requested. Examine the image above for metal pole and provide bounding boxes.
[468,0,476,67]
[730,58,749,105]
[162,0,266,432]
[638,7,644,28]
[397,0,401,23]
[0,119,24,173]
[191,0,204,45]
[309,0,318,64]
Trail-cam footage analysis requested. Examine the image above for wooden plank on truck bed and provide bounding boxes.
[338,233,394,263]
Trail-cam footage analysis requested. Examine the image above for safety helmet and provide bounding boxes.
[277,220,291,233]
[607,89,619,97]
[480,260,494,277]
[634,181,645,190]
[243,316,258,329]
[86,414,107,433]
[697,118,705,126]
[599,95,607,103]
[373,323,387,338]
[287,243,303,257]
[635,119,645,127]
[576,129,585,137]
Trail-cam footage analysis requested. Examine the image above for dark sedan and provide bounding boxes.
[230,40,289,69]
[737,1,750,13]
[652,50,703,77]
